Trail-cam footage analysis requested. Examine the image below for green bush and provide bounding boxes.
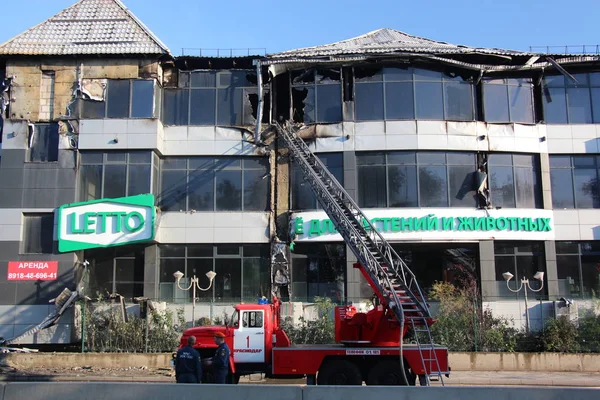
[540,316,580,353]
[577,311,600,353]
[281,297,336,345]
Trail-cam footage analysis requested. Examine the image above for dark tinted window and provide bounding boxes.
[543,73,600,124]
[22,214,54,254]
[550,155,600,209]
[106,80,130,118]
[483,78,534,123]
[488,153,541,208]
[29,123,59,162]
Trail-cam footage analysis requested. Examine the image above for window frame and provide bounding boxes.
[290,68,343,124]
[158,244,270,303]
[28,123,59,163]
[542,72,600,124]
[81,79,157,119]
[356,151,478,208]
[494,241,547,300]
[482,78,535,124]
[555,241,600,299]
[549,155,600,209]
[353,67,475,122]
[21,213,55,254]
[78,151,155,202]
[488,153,542,209]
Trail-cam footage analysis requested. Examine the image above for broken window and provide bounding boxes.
[354,67,474,121]
[488,153,541,208]
[162,70,258,126]
[483,78,534,124]
[22,213,54,254]
[80,79,156,119]
[29,123,59,162]
[291,68,342,124]
[543,72,600,124]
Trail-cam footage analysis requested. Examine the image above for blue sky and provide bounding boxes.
[2,0,600,56]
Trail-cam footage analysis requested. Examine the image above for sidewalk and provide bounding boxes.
[1,368,599,387]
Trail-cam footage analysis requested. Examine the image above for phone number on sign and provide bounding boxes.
[8,272,58,280]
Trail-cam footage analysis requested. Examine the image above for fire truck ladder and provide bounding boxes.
[277,122,444,386]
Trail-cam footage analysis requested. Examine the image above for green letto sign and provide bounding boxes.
[294,215,553,237]
[58,194,156,252]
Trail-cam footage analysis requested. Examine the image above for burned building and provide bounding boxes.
[0,0,599,344]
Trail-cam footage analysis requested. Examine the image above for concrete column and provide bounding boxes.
[144,245,159,300]
[343,150,357,202]
[544,240,559,300]
[479,240,497,301]
[539,153,553,210]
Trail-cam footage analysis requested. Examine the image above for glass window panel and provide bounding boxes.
[160,170,187,211]
[355,83,384,121]
[178,72,190,88]
[514,166,536,208]
[243,169,269,211]
[516,255,546,293]
[30,124,59,162]
[590,73,600,86]
[549,155,572,168]
[216,170,242,211]
[484,84,509,122]
[216,158,242,169]
[490,166,516,208]
[188,169,214,211]
[488,153,513,166]
[545,75,566,87]
[187,245,213,257]
[581,256,600,298]
[104,165,127,198]
[187,258,215,301]
[217,244,241,255]
[114,258,141,285]
[385,82,414,119]
[127,165,151,196]
[543,87,568,123]
[415,82,444,119]
[292,86,315,123]
[449,165,476,207]
[495,242,515,254]
[131,80,154,118]
[556,242,579,254]
[190,89,216,125]
[128,151,151,164]
[215,258,242,302]
[189,157,214,170]
[418,152,446,164]
[551,169,575,208]
[292,165,316,210]
[591,88,600,123]
[581,242,600,253]
[80,152,103,164]
[160,244,186,257]
[243,258,270,301]
[358,166,387,207]
[243,158,269,170]
[190,71,216,88]
[513,154,535,168]
[79,165,103,201]
[316,84,342,123]
[162,89,189,125]
[162,158,187,170]
[23,214,54,254]
[81,100,106,119]
[567,73,589,87]
[106,153,127,163]
[414,69,442,81]
[567,87,593,124]
[243,244,269,258]
[387,151,416,165]
[494,256,516,298]
[356,152,385,166]
[89,257,115,296]
[418,166,448,207]
[217,88,243,125]
[388,165,418,207]
[573,156,596,168]
[106,80,130,118]
[508,85,534,123]
[447,152,475,165]
[574,168,598,208]
[383,67,412,81]
[444,82,474,121]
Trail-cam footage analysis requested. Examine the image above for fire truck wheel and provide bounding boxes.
[316,360,362,385]
[366,360,415,386]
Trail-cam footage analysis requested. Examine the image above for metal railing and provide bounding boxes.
[529,45,600,55]
[180,48,267,57]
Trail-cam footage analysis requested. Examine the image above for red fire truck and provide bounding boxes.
[178,264,449,386]
[177,123,450,385]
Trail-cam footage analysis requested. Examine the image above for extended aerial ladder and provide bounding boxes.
[277,122,444,386]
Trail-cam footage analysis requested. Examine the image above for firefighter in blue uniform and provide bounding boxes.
[212,332,230,384]
[175,335,202,383]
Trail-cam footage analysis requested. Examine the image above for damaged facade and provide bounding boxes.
[1,0,599,344]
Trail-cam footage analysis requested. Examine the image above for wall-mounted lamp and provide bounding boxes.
[112,138,119,144]
[540,136,547,142]
[478,135,486,141]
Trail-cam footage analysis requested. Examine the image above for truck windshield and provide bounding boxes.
[230,309,239,328]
